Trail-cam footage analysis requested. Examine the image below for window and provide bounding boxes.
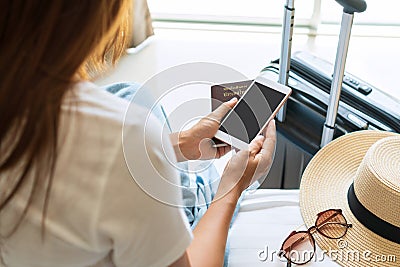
[148,0,315,26]
[147,0,400,37]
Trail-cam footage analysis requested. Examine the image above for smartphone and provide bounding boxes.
[214,76,292,150]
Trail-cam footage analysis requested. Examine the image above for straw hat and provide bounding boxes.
[300,130,400,267]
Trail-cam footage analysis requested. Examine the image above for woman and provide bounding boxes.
[0,1,276,266]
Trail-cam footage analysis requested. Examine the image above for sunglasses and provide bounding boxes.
[278,209,352,267]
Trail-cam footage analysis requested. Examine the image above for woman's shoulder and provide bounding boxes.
[61,81,158,139]
[55,80,181,218]
[58,81,175,181]
[63,81,130,125]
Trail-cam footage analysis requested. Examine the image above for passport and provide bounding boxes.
[211,80,253,111]
[210,80,253,146]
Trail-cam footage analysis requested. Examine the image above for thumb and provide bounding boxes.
[208,97,238,122]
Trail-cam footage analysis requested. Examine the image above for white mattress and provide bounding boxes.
[228,189,339,266]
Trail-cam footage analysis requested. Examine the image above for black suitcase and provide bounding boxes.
[260,52,400,188]
[259,0,400,189]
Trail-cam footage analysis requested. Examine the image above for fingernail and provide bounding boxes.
[255,135,264,140]
[229,97,237,103]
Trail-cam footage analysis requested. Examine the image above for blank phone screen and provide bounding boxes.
[219,81,285,142]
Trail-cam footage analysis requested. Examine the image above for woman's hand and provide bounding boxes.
[215,120,276,201]
[169,119,276,267]
[170,98,238,162]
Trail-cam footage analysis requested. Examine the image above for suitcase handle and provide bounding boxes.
[335,0,367,14]
[276,0,295,122]
[321,0,367,147]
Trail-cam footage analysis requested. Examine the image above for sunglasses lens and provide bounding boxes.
[281,232,315,264]
[316,210,348,238]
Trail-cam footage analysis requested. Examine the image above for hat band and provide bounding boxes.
[348,183,400,244]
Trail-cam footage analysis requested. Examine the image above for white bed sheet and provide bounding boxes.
[228,189,339,266]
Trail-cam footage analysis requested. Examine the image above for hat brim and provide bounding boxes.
[300,130,400,267]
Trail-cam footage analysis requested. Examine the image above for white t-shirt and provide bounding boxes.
[0,82,192,267]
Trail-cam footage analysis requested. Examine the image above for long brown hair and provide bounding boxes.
[0,0,131,235]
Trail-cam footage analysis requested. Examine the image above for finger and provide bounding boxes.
[216,145,232,158]
[207,97,238,122]
[256,120,276,160]
[262,120,276,151]
[260,119,274,136]
[198,138,218,160]
[248,135,264,156]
